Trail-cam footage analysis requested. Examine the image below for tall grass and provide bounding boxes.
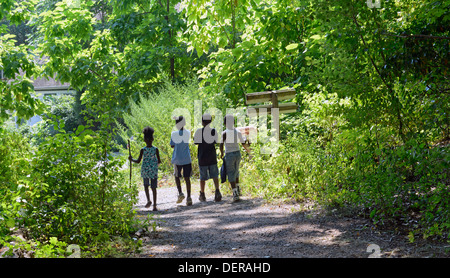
[117,77,229,177]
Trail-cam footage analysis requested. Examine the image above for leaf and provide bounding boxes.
[232,47,242,58]
[195,45,203,57]
[50,237,59,245]
[75,125,85,135]
[6,218,15,228]
[285,43,298,51]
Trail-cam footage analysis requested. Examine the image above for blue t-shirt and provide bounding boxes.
[170,129,191,165]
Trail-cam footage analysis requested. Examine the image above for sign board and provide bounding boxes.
[245,88,297,114]
[245,88,297,105]
[244,88,297,141]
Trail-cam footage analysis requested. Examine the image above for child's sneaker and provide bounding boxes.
[214,189,222,202]
[232,188,240,202]
[186,196,193,206]
[199,192,206,202]
[177,193,185,204]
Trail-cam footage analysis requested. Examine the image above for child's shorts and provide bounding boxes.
[225,151,241,182]
[199,164,219,181]
[143,178,157,189]
[173,163,192,178]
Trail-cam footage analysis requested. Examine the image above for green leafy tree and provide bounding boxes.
[184,0,309,104]
[301,0,449,145]
[0,0,44,124]
[109,0,193,90]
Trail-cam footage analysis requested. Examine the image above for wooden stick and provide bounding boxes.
[128,139,132,188]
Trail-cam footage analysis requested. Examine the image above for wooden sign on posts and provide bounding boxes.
[244,88,297,141]
[245,88,297,114]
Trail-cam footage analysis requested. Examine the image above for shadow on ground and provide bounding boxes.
[131,185,449,258]
[135,196,391,258]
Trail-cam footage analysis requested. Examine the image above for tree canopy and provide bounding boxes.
[1,0,448,143]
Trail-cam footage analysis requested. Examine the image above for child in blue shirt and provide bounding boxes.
[170,116,193,206]
[129,126,161,211]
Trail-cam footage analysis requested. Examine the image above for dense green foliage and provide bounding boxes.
[0,0,44,123]
[1,0,449,257]
[243,120,450,240]
[0,120,141,257]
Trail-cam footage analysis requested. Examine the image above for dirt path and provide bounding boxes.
[132,183,449,258]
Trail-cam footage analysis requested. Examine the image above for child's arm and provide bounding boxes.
[241,142,251,154]
[193,129,201,145]
[156,148,162,164]
[129,149,144,163]
[238,132,251,154]
[170,133,175,149]
[219,132,226,158]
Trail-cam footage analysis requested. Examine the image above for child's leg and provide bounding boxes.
[174,166,185,204]
[175,176,182,194]
[213,177,222,202]
[151,188,157,211]
[184,164,192,198]
[184,176,192,206]
[174,165,183,194]
[209,164,220,191]
[200,180,206,193]
[143,181,152,208]
[145,185,151,202]
[226,154,237,189]
[150,178,157,211]
[230,181,236,189]
[198,179,206,202]
[235,154,241,186]
[212,177,220,190]
[199,165,208,194]
[175,176,185,204]
[226,154,239,201]
[144,185,152,208]
[234,154,241,195]
[184,177,191,198]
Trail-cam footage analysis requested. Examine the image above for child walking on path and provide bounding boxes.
[129,127,161,211]
[170,116,193,206]
[220,114,251,202]
[194,113,222,202]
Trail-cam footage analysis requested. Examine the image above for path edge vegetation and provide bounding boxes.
[1,0,449,257]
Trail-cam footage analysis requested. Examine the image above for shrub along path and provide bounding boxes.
[132,181,449,258]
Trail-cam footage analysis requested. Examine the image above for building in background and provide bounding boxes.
[25,76,76,126]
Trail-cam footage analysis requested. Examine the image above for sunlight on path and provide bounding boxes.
[132,183,368,258]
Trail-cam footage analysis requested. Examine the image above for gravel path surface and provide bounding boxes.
[132,182,449,258]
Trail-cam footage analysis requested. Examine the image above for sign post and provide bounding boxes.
[245,88,297,140]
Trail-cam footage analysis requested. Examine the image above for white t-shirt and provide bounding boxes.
[223,128,244,153]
